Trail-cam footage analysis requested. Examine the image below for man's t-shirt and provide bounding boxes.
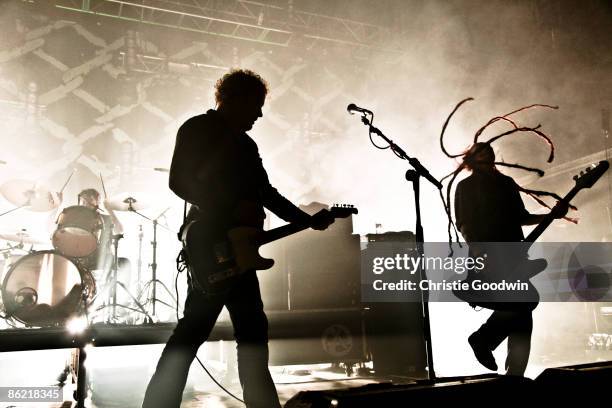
[454,171,529,242]
[169,109,308,234]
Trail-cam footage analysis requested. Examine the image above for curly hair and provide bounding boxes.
[214,69,269,106]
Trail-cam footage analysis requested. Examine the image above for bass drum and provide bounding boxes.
[1,251,95,327]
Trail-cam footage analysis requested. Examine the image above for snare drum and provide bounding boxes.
[1,251,95,326]
[52,206,103,257]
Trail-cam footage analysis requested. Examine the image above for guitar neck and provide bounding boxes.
[258,220,311,246]
[524,188,578,244]
[256,207,357,246]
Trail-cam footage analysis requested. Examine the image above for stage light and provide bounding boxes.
[66,316,88,335]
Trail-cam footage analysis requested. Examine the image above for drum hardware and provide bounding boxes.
[0,179,61,213]
[0,201,31,218]
[0,245,19,255]
[125,202,176,317]
[0,188,41,218]
[78,234,151,324]
[0,171,72,217]
[137,224,143,293]
[100,233,151,323]
[0,229,49,246]
[105,192,153,212]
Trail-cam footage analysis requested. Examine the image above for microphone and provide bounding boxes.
[347,103,373,115]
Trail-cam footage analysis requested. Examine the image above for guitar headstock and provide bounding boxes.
[330,204,358,218]
[572,160,609,190]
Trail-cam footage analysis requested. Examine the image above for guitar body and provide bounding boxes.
[453,251,542,311]
[480,245,548,282]
[227,227,275,272]
[181,220,242,294]
[182,205,358,295]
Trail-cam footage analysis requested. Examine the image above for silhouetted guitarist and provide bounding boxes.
[142,69,333,408]
[454,143,567,376]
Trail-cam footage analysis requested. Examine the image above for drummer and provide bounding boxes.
[77,188,124,271]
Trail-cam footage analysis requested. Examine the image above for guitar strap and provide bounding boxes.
[176,199,194,291]
[183,201,187,226]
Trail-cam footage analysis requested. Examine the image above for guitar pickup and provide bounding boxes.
[213,241,234,264]
[208,266,240,283]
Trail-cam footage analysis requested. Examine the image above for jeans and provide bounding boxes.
[142,271,281,408]
[473,308,534,376]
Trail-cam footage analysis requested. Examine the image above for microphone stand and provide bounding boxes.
[356,112,440,381]
[359,115,442,190]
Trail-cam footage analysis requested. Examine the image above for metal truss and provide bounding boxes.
[519,148,612,186]
[53,0,403,55]
[117,51,228,79]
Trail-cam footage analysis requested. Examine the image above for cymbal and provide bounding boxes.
[105,192,153,212]
[0,229,49,245]
[0,179,60,212]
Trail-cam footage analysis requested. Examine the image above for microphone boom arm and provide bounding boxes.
[359,114,442,190]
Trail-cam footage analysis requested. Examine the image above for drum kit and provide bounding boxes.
[0,177,174,329]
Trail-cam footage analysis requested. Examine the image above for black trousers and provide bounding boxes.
[142,271,281,408]
[473,308,534,376]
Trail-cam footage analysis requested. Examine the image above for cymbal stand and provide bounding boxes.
[0,202,29,218]
[137,224,143,292]
[125,198,176,317]
[0,242,23,255]
[0,190,37,218]
[102,234,151,323]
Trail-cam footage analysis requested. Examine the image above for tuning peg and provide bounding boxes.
[585,167,592,172]
[573,175,579,181]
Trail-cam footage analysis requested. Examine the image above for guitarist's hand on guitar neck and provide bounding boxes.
[310,209,335,230]
[550,200,570,220]
[523,200,571,226]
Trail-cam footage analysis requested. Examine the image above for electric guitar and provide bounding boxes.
[182,204,358,294]
[454,160,609,308]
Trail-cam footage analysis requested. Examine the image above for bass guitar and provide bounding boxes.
[182,204,358,294]
[454,160,609,308]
